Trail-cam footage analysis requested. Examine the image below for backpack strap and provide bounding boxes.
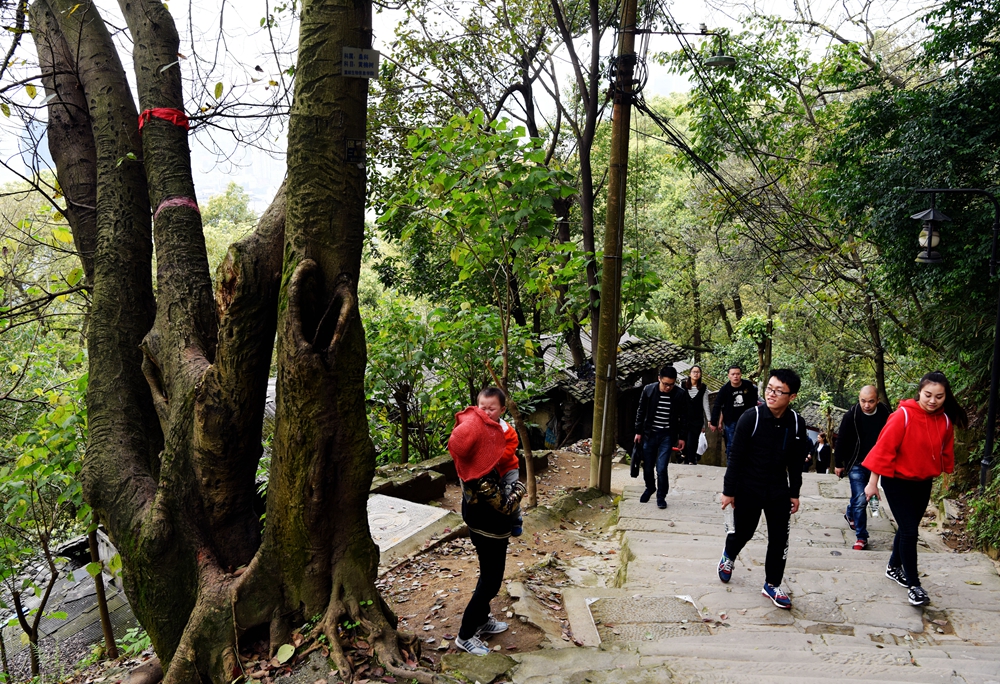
[751,405,761,437]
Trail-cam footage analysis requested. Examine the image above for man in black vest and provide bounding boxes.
[634,365,689,509]
[834,385,890,551]
[710,365,759,461]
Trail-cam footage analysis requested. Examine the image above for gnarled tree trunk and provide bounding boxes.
[33,1,421,682]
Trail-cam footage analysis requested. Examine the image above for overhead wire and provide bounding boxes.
[620,0,910,381]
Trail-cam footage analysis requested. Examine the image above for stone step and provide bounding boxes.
[509,643,1000,684]
[655,659,987,684]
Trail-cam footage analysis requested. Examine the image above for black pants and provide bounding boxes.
[682,428,702,464]
[724,492,792,587]
[881,476,933,588]
[459,531,509,639]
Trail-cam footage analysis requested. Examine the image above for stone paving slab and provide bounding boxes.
[367,494,448,551]
[513,466,1000,684]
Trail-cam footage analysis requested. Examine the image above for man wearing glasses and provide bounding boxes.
[634,365,689,509]
[717,369,809,609]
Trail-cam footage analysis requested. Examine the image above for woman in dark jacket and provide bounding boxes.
[448,406,526,656]
[681,365,710,464]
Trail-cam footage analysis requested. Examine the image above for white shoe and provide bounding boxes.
[455,634,490,656]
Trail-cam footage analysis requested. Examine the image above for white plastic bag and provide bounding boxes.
[697,431,708,456]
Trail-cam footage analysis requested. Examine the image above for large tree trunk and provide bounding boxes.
[36,1,423,682]
[32,0,98,285]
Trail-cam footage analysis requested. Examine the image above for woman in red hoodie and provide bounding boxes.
[863,371,966,606]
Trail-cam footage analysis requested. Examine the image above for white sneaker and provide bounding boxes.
[455,634,490,656]
[476,615,509,635]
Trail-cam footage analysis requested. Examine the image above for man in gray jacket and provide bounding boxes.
[834,385,890,551]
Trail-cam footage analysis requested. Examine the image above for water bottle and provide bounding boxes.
[869,494,880,518]
[723,506,735,535]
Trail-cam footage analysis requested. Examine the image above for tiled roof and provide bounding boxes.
[798,400,848,433]
[542,336,692,402]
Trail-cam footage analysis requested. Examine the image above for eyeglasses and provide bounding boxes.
[660,381,675,388]
[764,386,790,396]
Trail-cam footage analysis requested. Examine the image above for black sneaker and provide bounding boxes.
[639,489,654,503]
[657,500,667,509]
[885,565,908,588]
[844,513,856,531]
[908,586,930,606]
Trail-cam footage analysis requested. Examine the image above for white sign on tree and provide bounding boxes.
[342,47,380,78]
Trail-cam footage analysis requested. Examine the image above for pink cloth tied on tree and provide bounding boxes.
[138,107,190,131]
[154,196,200,221]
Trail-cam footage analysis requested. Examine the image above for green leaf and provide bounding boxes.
[52,227,74,244]
[66,267,83,286]
[214,82,223,99]
[85,562,103,578]
[49,611,68,620]
[1,103,9,117]
[25,84,37,99]
[275,643,295,663]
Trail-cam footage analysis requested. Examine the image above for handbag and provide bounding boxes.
[630,441,642,478]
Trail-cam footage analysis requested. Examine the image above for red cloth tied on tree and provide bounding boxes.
[138,107,190,131]
[154,196,200,221]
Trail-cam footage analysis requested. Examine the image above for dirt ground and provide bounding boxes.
[59,449,611,684]
[377,447,615,669]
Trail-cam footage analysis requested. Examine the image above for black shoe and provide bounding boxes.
[844,513,856,531]
[885,565,908,588]
[657,500,667,509]
[908,586,930,606]
[639,489,654,503]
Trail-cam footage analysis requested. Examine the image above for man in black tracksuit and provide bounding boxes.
[710,365,759,461]
[717,368,810,609]
[634,365,689,509]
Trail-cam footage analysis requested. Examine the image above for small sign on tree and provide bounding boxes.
[342,47,379,78]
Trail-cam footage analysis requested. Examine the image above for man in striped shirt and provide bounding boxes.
[634,365,689,509]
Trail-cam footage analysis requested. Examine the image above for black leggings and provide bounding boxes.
[724,493,792,587]
[880,476,933,588]
[459,531,509,639]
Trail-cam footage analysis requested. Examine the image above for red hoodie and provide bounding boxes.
[862,398,955,481]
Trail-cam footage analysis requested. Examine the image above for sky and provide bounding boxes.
[0,0,912,214]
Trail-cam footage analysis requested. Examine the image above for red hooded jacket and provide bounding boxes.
[862,398,955,481]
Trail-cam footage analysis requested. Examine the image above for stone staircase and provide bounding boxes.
[508,466,1000,683]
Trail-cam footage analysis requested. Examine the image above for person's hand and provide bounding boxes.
[721,494,735,509]
[835,467,845,478]
[677,439,686,451]
[634,433,642,443]
[709,424,719,433]
[864,482,878,501]
[790,498,800,514]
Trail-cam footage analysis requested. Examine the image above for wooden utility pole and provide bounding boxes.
[590,0,638,492]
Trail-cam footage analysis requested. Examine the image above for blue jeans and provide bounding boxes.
[846,464,870,540]
[642,432,674,503]
[723,423,738,463]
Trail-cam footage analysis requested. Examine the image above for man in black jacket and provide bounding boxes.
[634,365,688,509]
[834,385,890,551]
[710,365,759,461]
[717,369,810,609]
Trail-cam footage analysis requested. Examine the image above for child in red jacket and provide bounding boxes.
[863,371,966,607]
[478,387,523,536]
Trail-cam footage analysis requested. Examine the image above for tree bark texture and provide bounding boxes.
[32,0,98,285]
[33,1,421,682]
